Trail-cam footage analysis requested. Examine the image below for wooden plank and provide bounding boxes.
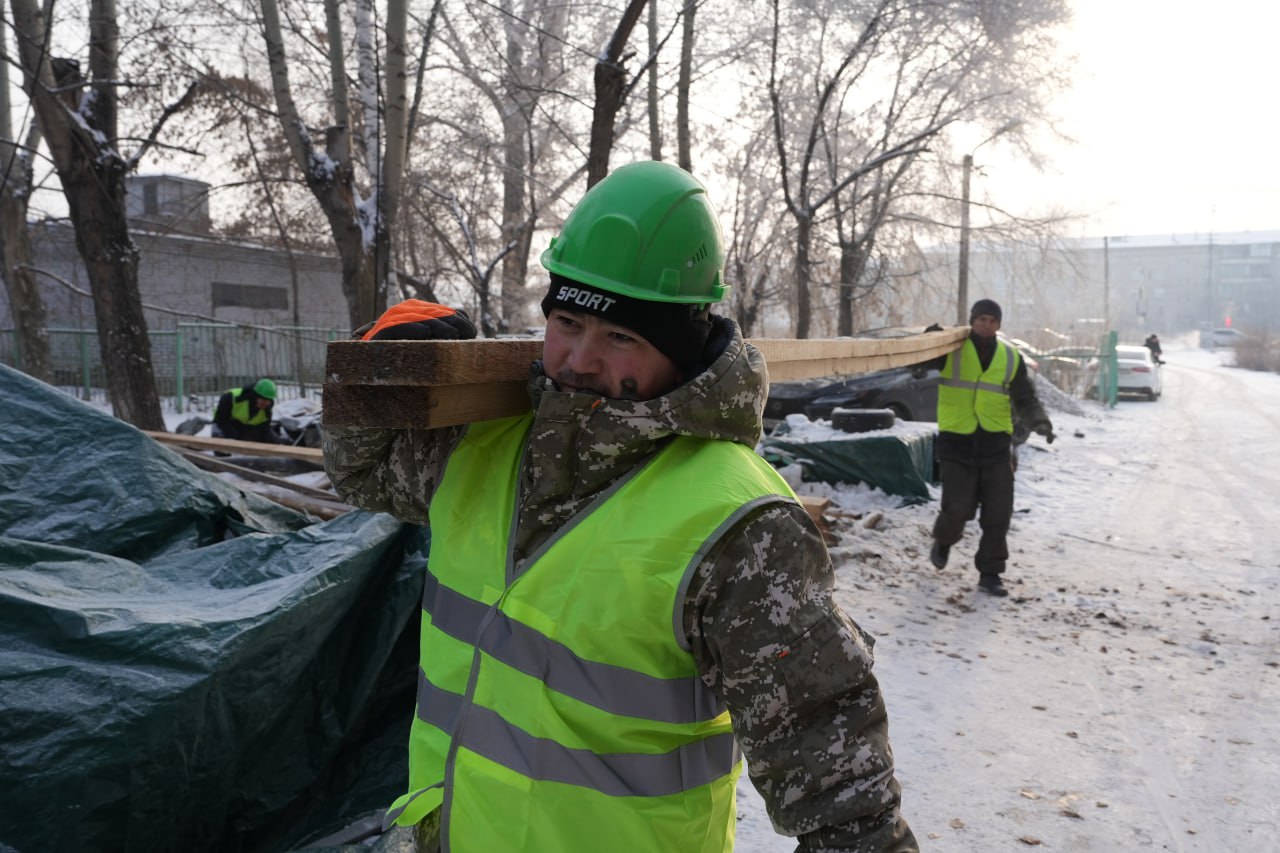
[322,326,967,429]
[324,338,543,387]
[797,494,837,545]
[144,431,324,463]
[320,380,530,430]
[753,328,966,381]
[171,447,344,503]
[263,491,354,521]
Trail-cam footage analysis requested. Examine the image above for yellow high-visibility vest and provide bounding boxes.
[937,338,1019,434]
[228,388,269,426]
[388,412,796,851]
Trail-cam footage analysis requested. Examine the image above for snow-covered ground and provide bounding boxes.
[151,340,1278,850]
[736,339,1280,851]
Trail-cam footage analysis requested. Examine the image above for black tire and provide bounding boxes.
[886,402,913,421]
[830,407,896,433]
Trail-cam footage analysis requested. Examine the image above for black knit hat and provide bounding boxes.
[541,274,712,374]
[970,298,1003,323]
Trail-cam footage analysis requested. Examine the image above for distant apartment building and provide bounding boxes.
[911,231,1280,347]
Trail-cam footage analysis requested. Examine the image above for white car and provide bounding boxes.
[1203,327,1248,348]
[1114,345,1162,400]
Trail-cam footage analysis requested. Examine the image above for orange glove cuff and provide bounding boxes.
[361,300,458,340]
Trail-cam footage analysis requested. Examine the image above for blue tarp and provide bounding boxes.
[0,364,426,853]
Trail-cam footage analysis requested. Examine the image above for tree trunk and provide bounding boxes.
[0,30,51,383]
[261,0,407,330]
[64,172,163,428]
[10,0,163,429]
[676,0,694,172]
[794,212,813,338]
[498,147,534,331]
[368,0,408,318]
[0,193,52,383]
[732,256,765,338]
[586,0,648,188]
[499,7,532,333]
[646,0,661,160]
[838,240,859,336]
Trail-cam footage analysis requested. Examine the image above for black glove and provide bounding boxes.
[360,299,477,341]
[924,323,944,333]
[1032,419,1055,443]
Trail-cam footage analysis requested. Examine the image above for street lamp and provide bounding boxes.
[957,120,1022,325]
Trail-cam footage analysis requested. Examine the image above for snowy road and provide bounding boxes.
[735,344,1280,851]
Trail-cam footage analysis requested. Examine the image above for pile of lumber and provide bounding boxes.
[147,326,966,519]
[144,432,353,520]
[322,326,967,429]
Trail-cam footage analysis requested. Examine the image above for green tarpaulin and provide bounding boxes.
[0,364,426,853]
[760,422,938,504]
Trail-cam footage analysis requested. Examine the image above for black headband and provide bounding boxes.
[541,275,712,374]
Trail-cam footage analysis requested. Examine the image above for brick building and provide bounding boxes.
[13,174,348,333]
[1,175,349,400]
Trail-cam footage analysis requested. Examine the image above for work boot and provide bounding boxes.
[929,540,949,570]
[978,574,1009,597]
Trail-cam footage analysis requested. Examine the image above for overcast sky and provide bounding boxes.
[982,0,1280,239]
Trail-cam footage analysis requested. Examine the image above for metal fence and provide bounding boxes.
[1,323,344,413]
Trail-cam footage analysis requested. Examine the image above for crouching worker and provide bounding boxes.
[212,378,280,444]
[323,161,918,852]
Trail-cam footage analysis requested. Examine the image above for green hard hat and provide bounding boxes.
[253,378,277,400]
[540,161,728,304]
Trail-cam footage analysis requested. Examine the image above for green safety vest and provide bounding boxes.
[937,338,1020,435]
[388,412,796,852]
[228,388,270,426]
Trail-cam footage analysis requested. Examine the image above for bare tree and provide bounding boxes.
[428,0,573,333]
[0,25,50,382]
[719,119,791,336]
[769,0,933,338]
[256,0,413,329]
[586,0,648,188]
[8,0,198,428]
[766,0,1069,337]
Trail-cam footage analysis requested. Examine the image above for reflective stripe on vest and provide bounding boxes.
[387,412,796,852]
[228,388,269,426]
[937,338,1019,434]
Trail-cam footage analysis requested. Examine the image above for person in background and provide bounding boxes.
[1144,333,1164,364]
[921,299,1053,597]
[212,378,280,444]
[324,161,917,852]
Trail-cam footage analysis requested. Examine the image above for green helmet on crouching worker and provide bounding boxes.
[540,161,728,306]
[253,378,277,400]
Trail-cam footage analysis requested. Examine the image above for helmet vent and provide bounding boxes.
[689,243,707,267]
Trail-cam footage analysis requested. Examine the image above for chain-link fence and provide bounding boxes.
[1,323,344,413]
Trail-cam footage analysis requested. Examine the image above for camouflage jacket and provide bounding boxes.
[323,317,917,852]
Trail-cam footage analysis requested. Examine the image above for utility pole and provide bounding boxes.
[957,154,972,325]
[1103,235,1110,330]
[956,120,1021,325]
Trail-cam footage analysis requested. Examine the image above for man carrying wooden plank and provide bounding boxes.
[919,300,1055,597]
[323,160,917,852]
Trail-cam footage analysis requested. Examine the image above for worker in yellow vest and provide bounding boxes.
[324,161,917,852]
[212,378,280,444]
[925,299,1053,596]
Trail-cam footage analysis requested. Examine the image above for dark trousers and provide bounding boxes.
[212,422,278,444]
[932,458,1015,575]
